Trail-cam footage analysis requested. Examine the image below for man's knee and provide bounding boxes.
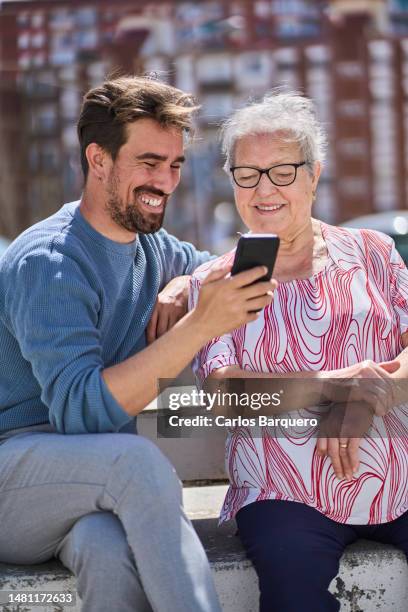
[106,434,182,502]
[58,512,133,569]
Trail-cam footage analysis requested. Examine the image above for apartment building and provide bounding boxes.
[0,0,407,250]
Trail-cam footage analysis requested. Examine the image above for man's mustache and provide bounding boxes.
[134,186,169,198]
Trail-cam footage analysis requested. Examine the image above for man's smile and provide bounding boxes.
[135,188,168,213]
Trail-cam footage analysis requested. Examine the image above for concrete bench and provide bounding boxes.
[198,519,408,612]
[1,485,407,612]
[137,397,227,481]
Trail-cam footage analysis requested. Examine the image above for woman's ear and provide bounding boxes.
[312,161,322,191]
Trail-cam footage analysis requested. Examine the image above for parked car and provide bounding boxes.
[341,210,408,264]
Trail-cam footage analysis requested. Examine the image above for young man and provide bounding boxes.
[0,76,275,611]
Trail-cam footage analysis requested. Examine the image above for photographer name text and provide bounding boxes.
[167,415,318,428]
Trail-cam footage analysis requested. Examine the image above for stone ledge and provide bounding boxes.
[1,522,407,611]
[195,518,408,612]
[137,402,227,482]
[1,484,408,611]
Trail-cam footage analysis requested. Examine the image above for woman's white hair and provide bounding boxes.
[220,90,327,172]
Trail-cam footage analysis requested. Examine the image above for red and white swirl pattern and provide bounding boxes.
[190,223,408,524]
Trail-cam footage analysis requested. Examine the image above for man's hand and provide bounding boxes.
[147,275,191,344]
[316,401,373,481]
[191,263,278,340]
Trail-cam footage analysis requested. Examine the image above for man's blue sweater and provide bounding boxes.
[0,201,210,434]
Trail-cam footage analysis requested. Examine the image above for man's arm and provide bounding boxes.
[146,231,215,342]
[8,252,275,431]
[155,229,213,288]
[103,266,276,415]
[7,253,132,434]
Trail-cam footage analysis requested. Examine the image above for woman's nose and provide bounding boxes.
[256,173,279,197]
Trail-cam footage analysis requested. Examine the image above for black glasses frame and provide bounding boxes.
[230,161,306,188]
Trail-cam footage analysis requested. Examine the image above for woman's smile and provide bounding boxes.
[254,202,286,214]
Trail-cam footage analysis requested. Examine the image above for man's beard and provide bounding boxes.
[106,172,167,234]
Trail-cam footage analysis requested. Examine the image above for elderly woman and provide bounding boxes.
[189,92,408,612]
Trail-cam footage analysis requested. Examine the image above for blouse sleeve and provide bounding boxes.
[189,273,240,385]
[389,239,408,334]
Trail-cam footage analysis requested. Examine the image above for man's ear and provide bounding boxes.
[85,143,111,182]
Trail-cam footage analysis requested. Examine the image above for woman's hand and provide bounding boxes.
[317,436,362,481]
[316,401,373,480]
[147,275,191,344]
[322,359,400,417]
[316,359,400,480]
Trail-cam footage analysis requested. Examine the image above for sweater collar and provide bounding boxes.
[66,201,138,257]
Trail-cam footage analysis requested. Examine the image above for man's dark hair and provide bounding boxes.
[77,75,199,179]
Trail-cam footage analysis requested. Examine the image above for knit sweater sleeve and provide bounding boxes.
[154,229,213,288]
[5,250,132,434]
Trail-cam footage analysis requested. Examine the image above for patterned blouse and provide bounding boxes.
[190,223,408,525]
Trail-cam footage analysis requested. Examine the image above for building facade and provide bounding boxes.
[0,0,407,250]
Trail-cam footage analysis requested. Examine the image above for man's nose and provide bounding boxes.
[153,167,179,194]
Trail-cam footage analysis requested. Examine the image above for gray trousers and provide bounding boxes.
[0,430,222,612]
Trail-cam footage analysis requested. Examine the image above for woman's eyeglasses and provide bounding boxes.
[230,162,306,188]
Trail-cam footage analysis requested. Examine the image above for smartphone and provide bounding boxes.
[231,234,280,281]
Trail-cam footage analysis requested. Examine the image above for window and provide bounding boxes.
[196,54,232,84]
[200,93,234,120]
[75,8,97,27]
[31,12,44,28]
[42,142,60,172]
[234,52,271,90]
[18,33,30,50]
[31,105,58,134]
[32,33,45,48]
